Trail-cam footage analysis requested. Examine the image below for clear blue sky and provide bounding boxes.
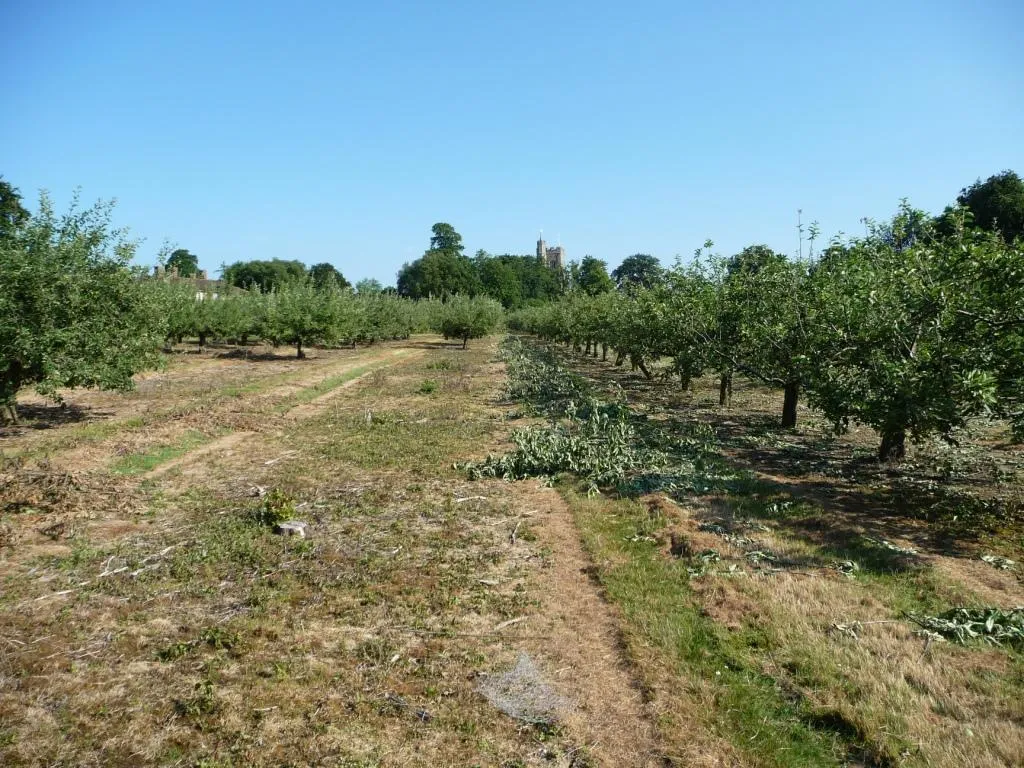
[3,1,1022,284]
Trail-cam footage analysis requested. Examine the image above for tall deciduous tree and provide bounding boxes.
[308,262,350,290]
[397,223,479,299]
[956,170,1024,244]
[0,193,164,422]
[474,251,563,308]
[166,248,200,277]
[611,254,664,290]
[475,251,522,308]
[0,177,30,242]
[430,222,464,254]
[574,256,615,295]
[223,259,306,292]
[355,278,384,294]
[397,250,480,298]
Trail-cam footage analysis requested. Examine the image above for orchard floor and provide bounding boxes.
[516,340,1024,768]
[1,335,1022,767]
[0,337,660,767]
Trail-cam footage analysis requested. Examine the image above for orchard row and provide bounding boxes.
[509,204,1022,461]
[151,281,502,357]
[0,194,502,422]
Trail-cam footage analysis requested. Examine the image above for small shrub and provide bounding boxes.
[419,379,439,394]
[175,678,219,718]
[156,627,240,662]
[250,489,295,527]
[157,641,193,662]
[909,607,1024,647]
[198,627,239,650]
[426,358,459,371]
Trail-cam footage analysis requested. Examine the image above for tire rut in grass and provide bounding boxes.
[140,350,421,486]
[45,347,411,474]
[507,481,664,767]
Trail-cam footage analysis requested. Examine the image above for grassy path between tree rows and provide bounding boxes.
[1,336,660,766]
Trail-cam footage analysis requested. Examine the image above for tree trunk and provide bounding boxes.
[634,356,653,380]
[297,340,305,359]
[198,332,207,349]
[462,337,469,349]
[601,343,608,362]
[584,341,591,355]
[719,373,732,407]
[1,402,17,425]
[680,371,690,391]
[781,381,799,428]
[614,351,625,367]
[878,429,907,462]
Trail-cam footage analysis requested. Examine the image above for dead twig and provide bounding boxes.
[258,559,298,579]
[829,619,902,639]
[264,450,300,466]
[33,589,75,602]
[493,616,528,632]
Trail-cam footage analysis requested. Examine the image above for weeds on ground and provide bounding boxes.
[908,606,1024,647]
[465,339,724,494]
[250,488,297,527]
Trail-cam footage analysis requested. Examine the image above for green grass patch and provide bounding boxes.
[425,357,463,372]
[565,489,872,767]
[110,430,214,475]
[317,409,492,471]
[273,364,379,412]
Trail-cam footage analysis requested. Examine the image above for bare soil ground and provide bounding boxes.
[0,337,662,767]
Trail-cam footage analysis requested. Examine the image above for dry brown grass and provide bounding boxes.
[0,336,664,767]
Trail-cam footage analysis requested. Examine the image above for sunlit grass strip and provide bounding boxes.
[15,363,334,459]
[110,430,215,475]
[564,489,864,767]
[273,363,383,413]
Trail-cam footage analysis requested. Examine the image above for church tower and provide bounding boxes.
[536,230,565,270]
